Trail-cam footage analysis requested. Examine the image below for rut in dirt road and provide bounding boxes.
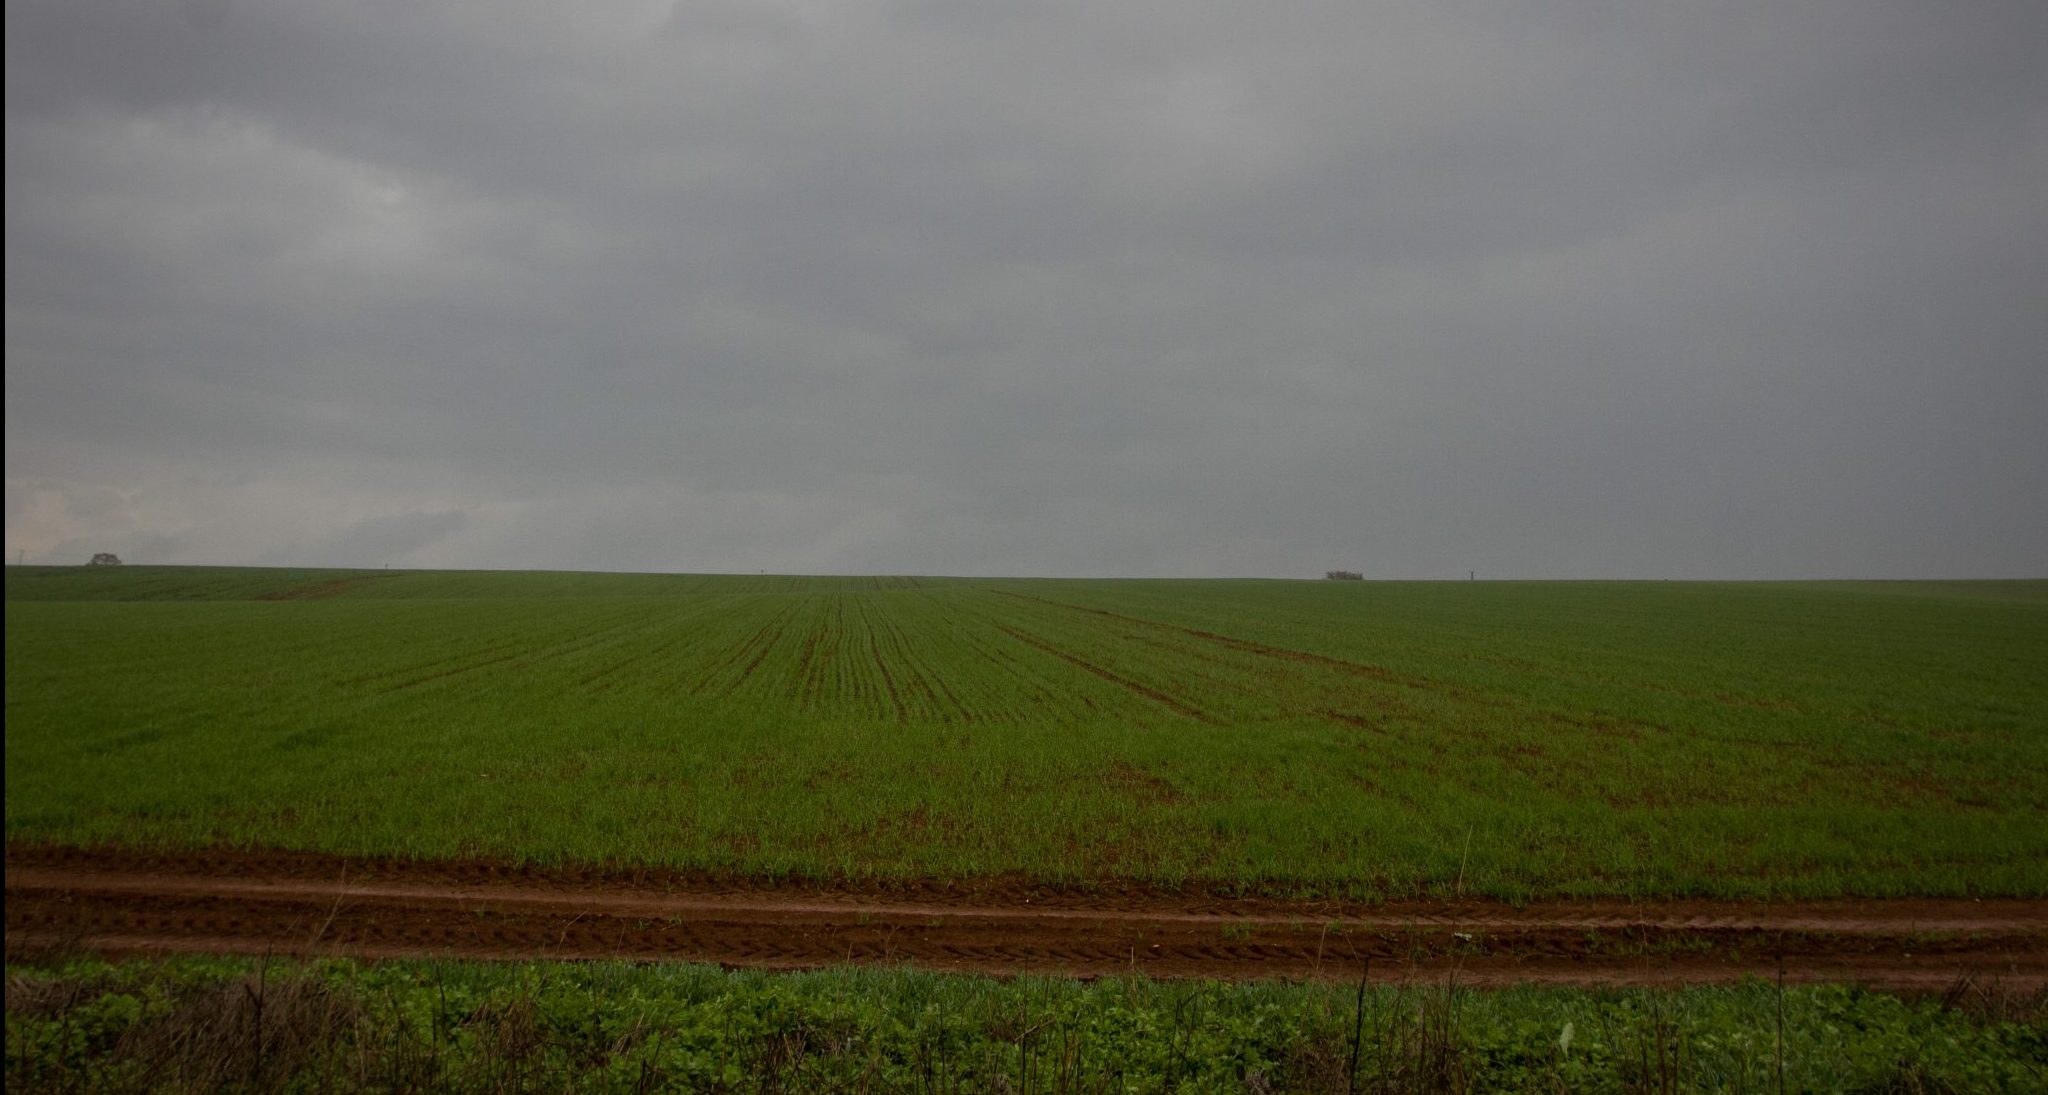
[8,845,2044,991]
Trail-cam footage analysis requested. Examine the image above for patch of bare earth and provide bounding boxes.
[251,574,401,601]
[7,845,2042,991]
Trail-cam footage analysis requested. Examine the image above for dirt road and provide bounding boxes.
[8,845,2043,990]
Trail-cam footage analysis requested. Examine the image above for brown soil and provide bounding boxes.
[8,845,2043,991]
[252,573,401,601]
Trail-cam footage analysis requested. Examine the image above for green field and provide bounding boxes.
[9,955,2043,1093]
[6,566,2046,899]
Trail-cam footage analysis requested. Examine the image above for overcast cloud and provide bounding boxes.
[7,1,2045,577]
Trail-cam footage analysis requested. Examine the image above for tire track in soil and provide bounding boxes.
[856,599,911,723]
[988,592,1428,732]
[992,624,1216,724]
[792,596,828,706]
[344,637,532,689]
[692,600,803,698]
[578,597,768,693]
[8,847,2042,991]
[991,591,1404,684]
[252,573,404,601]
[993,592,1676,743]
[375,603,666,694]
[870,605,960,723]
[946,617,1093,722]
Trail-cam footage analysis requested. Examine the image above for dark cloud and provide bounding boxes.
[7,1,2045,576]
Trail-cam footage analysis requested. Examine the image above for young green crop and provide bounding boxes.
[8,955,2044,1093]
[7,566,2046,898]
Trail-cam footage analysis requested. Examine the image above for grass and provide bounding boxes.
[6,565,2047,899]
[7,954,2044,1093]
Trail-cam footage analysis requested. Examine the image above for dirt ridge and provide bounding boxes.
[9,846,2043,990]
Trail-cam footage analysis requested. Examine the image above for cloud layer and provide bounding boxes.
[8,1,2045,576]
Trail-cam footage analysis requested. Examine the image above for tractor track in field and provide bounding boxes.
[990,592,1678,743]
[990,591,1404,684]
[992,624,1216,724]
[8,846,2044,991]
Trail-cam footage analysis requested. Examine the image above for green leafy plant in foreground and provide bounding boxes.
[6,956,2045,1093]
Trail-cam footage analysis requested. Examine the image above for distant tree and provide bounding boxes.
[1324,570,1362,581]
[87,552,122,566]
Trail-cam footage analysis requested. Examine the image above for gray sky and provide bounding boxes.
[7,1,2045,578]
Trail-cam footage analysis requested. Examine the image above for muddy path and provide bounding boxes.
[7,845,2043,991]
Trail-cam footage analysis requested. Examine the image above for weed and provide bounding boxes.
[10,955,2048,1094]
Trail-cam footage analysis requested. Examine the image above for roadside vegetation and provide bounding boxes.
[7,566,2046,899]
[7,955,2044,1093]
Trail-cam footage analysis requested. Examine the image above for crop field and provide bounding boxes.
[7,566,2045,900]
[9,566,2048,1088]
